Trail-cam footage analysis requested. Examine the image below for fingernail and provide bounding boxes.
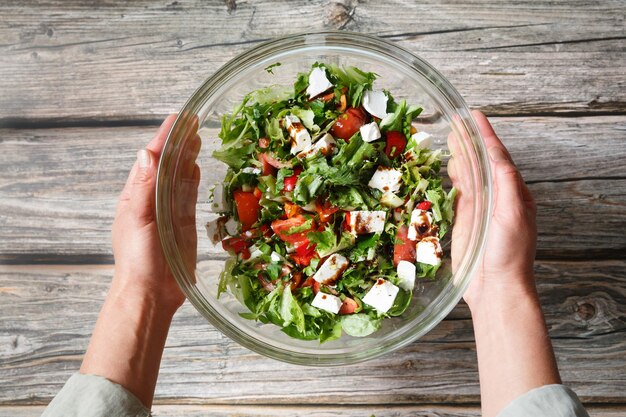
[488,147,508,162]
[137,149,150,169]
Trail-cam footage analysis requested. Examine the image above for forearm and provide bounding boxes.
[80,275,176,408]
[469,280,561,417]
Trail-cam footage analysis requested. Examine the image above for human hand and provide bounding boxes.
[449,111,537,311]
[111,114,200,314]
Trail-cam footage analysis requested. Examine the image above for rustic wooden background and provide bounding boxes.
[1,1,625,416]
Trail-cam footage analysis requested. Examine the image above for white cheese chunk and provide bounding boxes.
[396,260,416,291]
[270,251,282,263]
[359,121,382,142]
[205,217,226,245]
[311,291,342,314]
[242,166,261,175]
[210,183,229,212]
[246,244,264,262]
[363,278,399,313]
[224,218,238,236]
[368,166,403,193]
[297,133,337,159]
[416,237,443,266]
[362,90,388,119]
[411,131,433,149]
[313,253,349,284]
[285,114,312,155]
[408,209,434,241]
[306,67,334,98]
[347,210,386,235]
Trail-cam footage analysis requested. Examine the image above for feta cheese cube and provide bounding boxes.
[362,90,388,119]
[347,210,386,235]
[225,217,238,236]
[362,278,399,313]
[205,217,226,245]
[411,131,433,149]
[246,244,264,262]
[297,133,337,159]
[311,291,342,314]
[210,183,229,212]
[270,251,282,263]
[407,209,435,241]
[306,67,334,98]
[368,166,403,193]
[359,121,381,143]
[416,237,443,266]
[396,260,416,290]
[313,253,349,284]
[284,115,312,154]
[242,166,261,175]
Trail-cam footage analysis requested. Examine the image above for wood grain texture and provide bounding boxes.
[0,260,624,405]
[1,116,625,263]
[1,0,625,122]
[2,404,625,417]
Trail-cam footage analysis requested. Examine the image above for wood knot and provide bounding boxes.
[404,360,414,369]
[325,1,357,30]
[575,302,596,321]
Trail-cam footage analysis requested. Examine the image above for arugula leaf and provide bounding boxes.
[319,321,343,343]
[286,217,314,235]
[276,167,294,191]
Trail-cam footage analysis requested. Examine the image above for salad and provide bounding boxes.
[206,63,456,342]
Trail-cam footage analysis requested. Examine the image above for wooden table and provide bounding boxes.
[1,1,625,416]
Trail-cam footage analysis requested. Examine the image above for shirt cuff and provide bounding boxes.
[497,384,590,417]
[42,373,151,417]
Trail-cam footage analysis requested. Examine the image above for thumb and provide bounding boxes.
[130,148,157,224]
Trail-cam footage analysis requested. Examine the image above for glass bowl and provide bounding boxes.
[156,31,491,366]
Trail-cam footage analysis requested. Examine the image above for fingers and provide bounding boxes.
[473,111,527,208]
[129,148,158,224]
[146,113,178,155]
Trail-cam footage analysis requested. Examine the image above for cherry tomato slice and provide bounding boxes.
[330,107,368,141]
[271,215,316,244]
[339,297,358,315]
[385,131,407,159]
[300,277,321,294]
[416,201,432,211]
[282,167,302,192]
[233,190,261,231]
[315,200,340,223]
[393,225,416,267]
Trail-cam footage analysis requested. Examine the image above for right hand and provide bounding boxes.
[449,111,537,311]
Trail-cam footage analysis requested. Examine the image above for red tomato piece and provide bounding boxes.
[416,201,432,211]
[258,137,270,149]
[385,131,407,159]
[282,167,302,192]
[315,200,340,223]
[393,225,416,267]
[253,186,263,200]
[339,297,358,315]
[221,236,249,253]
[258,153,277,176]
[271,215,316,244]
[284,201,302,218]
[301,277,321,294]
[233,190,261,231]
[330,107,368,141]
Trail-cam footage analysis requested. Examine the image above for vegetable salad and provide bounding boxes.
[206,63,456,342]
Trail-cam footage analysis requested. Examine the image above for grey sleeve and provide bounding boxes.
[41,373,151,417]
[497,384,590,417]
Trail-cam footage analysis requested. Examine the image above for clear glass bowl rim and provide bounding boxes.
[156,31,492,366]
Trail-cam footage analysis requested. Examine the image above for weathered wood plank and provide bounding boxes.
[1,404,625,417]
[1,260,624,404]
[0,1,625,121]
[1,116,625,262]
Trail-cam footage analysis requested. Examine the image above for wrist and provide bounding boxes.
[465,272,539,315]
[109,274,181,319]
